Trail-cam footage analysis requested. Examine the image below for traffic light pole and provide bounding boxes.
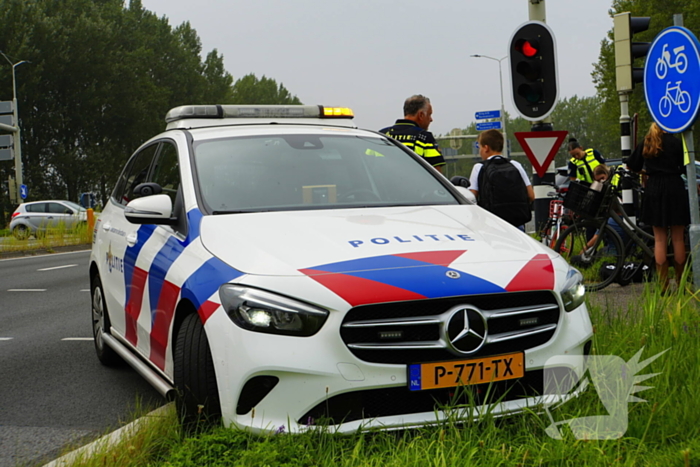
[530,123,556,234]
[1,52,26,204]
[613,12,650,224]
[528,0,545,22]
[618,92,637,223]
[528,0,555,234]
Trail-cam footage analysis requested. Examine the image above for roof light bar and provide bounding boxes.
[165,105,353,123]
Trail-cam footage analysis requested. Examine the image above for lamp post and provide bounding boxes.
[0,51,28,204]
[470,54,508,155]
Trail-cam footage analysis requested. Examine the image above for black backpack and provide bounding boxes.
[477,157,532,227]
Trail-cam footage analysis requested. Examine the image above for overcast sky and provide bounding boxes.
[139,0,614,135]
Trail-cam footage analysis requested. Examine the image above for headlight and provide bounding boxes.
[561,267,586,312]
[219,285,329,336]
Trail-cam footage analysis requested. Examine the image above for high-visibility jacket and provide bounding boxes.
[570,149,601,183]
[380,120,446,168]
[610,172,620,188]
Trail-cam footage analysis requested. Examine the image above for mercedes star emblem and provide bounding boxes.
[445,307,487,354]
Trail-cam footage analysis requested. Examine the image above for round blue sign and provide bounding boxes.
[644,26,700,133]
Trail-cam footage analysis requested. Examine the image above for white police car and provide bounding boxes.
[89,104,592,433]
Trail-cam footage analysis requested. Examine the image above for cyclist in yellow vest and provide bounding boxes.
[568,138,606,183]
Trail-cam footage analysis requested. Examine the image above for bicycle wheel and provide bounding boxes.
[540,220,560,249]
[554,220,625,291]
[679,90,691,113]
[547,222,567,250]
[618,228,655,286]
[660,96,672,118]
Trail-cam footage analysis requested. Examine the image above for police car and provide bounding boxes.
[89,104,592,433]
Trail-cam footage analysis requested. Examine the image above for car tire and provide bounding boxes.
[174,313,222,429]
[12,225,28,240]
[91,274,121,366]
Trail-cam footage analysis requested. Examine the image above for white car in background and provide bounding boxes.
[10,199,87,238]
[89,104,592,433]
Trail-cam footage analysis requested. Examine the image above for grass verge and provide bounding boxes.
[1,222,91,255]
[60,281,700,467]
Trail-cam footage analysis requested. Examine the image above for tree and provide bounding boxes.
[231,74,301,105]
[0,0,301,220]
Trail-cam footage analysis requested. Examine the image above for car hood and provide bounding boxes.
[199,205,560,292]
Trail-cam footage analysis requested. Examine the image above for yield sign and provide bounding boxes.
[514,131,568,177]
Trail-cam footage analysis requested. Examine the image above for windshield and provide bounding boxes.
[193,133,459,213]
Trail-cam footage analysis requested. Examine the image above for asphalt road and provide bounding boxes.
[0,250,163,467]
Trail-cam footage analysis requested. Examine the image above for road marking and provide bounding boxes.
[80,289,90,292]
[38,264,78,271]
[0,249,90,262]
[0,337,13,341]
[8,289,46,292]
[62,338,94,341]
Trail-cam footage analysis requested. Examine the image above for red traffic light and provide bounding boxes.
[516,39,539,57]
[509,21,558,121]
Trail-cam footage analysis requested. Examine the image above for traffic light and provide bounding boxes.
[613,12,651,92]
[509,21,558,121]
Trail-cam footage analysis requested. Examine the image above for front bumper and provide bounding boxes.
[205,290,593,434]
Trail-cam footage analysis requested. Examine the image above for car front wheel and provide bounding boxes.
[174,313,222,429]
[91,274,121,366]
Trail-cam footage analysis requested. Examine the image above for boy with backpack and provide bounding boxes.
[468,129,534,228]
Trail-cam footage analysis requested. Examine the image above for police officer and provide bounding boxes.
[568,138,605,183]
[380,95,446,173]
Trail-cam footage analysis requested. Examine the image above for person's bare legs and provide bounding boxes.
[670,225,687,286]
[653,226,669,291]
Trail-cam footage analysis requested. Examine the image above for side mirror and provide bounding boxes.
[454,186,477,205]
[133,182,163,198]
[125,194,176,225]
[450,176,471,188]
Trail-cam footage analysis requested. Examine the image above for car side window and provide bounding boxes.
[150,142,180,207]
[112,144,158,206]
[48,203,71,214]
[26,203,46,213]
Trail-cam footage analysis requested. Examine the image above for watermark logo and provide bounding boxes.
[543,347,668,440]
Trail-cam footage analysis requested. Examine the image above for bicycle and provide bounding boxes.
[553,166,656,291]
[538,182,574,250]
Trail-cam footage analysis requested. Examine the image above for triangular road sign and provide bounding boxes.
[514,131,568,177]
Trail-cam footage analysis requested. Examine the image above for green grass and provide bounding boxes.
[1,220,92,253]
[61,281,700,467]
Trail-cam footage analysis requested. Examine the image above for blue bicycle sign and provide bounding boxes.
[644,26,700,133]
[659,81,692,117]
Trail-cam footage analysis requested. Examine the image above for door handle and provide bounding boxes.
[126,233,138,246]
[102,222,111,231]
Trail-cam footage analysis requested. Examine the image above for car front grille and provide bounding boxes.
[340,291,560,364]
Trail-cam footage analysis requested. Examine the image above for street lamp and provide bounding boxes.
[470,54,508,155]
[0,51,28,203]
